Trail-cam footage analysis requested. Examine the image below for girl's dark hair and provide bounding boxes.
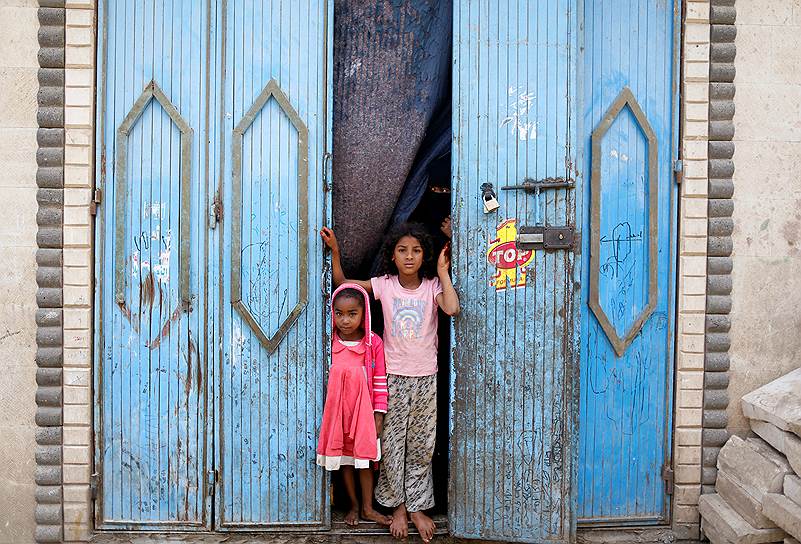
[333,287,365,307]
[376,222,436,279]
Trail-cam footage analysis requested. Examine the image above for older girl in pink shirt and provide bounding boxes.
[320,223,460,543]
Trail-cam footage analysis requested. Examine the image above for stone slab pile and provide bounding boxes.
[699,368,801,543]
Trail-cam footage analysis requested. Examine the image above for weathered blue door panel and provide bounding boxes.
[216,0,332,529]
[95,0,211,529]
[450,1,579,542]
[96,0,331,531]
[577,0,679,524]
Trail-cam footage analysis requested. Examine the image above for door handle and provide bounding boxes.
[501,177,574,191]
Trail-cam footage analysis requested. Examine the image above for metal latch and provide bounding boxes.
[322,152,332,192]
[502,177,574,192]
[209,193,222,229]
[516,225,575,251]
[90,472,99,499]
[661,464,674,495]
[207,469,217,497]
[321,260,331,297]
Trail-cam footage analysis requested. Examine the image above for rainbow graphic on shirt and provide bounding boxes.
[391,297,425,339]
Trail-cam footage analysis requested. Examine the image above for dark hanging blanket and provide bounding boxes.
[332,0,452,276]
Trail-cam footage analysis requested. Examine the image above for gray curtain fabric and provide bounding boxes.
[332,0,452,275]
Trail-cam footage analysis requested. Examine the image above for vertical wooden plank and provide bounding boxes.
[208,0,221,526]
[299,0,312,522]
[495,1,505,535]
[450,0,576,541]
[265,0,280,521]
[577,0,678,525]
[150,3,164,521]
[254,1,267,521]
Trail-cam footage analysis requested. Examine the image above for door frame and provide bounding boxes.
[85,0,695,539]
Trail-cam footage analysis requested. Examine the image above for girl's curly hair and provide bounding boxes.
[376,222,437,279]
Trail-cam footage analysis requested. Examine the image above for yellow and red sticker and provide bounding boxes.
[487,218,535,291]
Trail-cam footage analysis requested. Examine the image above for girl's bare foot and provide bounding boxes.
[409,511,436,543]
[361,506,392,526]
[344,507,360,527]
[389,504,409,539]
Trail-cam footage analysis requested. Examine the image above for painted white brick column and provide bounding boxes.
[63,1,95,541]
[672,1,710,540]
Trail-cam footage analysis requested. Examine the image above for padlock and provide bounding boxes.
[481,183,500,214]
[483,194,500,213]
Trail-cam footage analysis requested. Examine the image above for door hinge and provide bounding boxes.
[661,464,674,495]
[89,472,99,499]
[89,188,102,216]
[206,469,217,497]
[673,159,684,185]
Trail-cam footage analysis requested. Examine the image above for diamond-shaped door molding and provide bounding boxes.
[231,79,309,353]
[114,80,193,305]
[589,87,658,357]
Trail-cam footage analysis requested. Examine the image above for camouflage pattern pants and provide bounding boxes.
[375,373,437,512]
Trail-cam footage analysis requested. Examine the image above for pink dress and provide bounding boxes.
[316,283,388,471]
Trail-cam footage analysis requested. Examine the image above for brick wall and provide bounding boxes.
[702,0,736,499]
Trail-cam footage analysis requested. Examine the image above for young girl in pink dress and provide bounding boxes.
[316,283,392,526]
[320,223,460,543]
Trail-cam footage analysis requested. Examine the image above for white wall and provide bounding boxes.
[0,0,41,542]
[729,0,801,435]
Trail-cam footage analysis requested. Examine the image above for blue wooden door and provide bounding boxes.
[449,1,579,542]
[94,0,212,529]
[96,0,332,531]
[577,0,679,524]
[216,0,332,530]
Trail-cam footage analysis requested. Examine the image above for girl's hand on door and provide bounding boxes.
[436,242,460,315]
[320,227,340,255]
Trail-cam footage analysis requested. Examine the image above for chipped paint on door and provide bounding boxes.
[577,0,679,524]
[449,1,579,541]
[94,0,211,529]
[216,0,332,530]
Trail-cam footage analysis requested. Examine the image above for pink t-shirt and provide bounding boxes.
[371,275,443,376]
